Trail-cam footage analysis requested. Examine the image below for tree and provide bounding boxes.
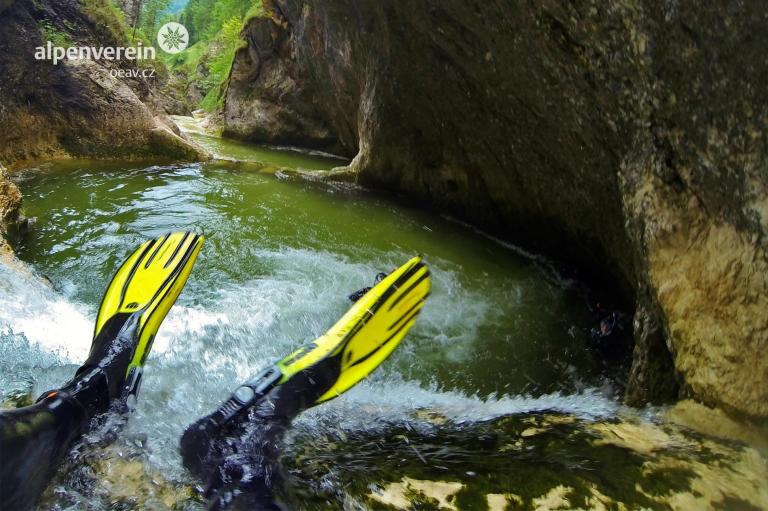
[136,0,172,41]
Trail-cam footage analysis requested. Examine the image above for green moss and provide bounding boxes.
[244,1,267,22]
[80,0,130,45]
[166,41,209,74]
[639,467,696,497]
[280,414,726,510]
[38,20,73,47]
[198,87,221,112]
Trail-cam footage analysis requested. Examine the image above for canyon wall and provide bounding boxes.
[223,0,768,418]
[0,0,206,168]
[0,162,21,258]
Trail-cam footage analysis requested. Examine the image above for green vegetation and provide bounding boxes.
[80,0,166,75]
[38,20,73,47]
[38,0,265,112]
[179,0,264,45]
[81,0,130,45]
[84,0,267,112]
[196,16,245,111]
[245,1,268,22]
[134,0,173,41]
[162,0,265,112]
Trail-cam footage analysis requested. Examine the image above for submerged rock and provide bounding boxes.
[38,442,201,510]
[224,0,768,419]
[31,408,768,510]
[369,477,464,510]
[281,411,768,510]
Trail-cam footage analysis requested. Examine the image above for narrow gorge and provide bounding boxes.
[222,0,768,420]
[0,1,766,509]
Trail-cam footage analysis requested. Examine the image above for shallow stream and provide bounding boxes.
[1,121,765,510]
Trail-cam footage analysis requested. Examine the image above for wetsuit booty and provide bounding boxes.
[36,366,112,421]
[33,312,149,420]
[181,258,430,510]
[0,233,204,511]
[79,313,144,406]
[181,394,292,511]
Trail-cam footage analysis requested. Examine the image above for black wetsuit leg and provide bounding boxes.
[0,399,87,509]
[0,367,112,509]
[181,365,336,511]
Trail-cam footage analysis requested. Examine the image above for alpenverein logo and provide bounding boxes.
[34,41,155,66]
[157,22,189,54]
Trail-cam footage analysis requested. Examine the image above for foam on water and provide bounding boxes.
[3,158,633,503]
[0,261,92,364]
[304,378,619,428]
[0,248,613,480]
[152,306,229,355]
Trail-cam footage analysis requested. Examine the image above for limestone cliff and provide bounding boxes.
[224,1,768,418]
[115,0,140,27]
[223,12,346,154]
[0,0,207,167]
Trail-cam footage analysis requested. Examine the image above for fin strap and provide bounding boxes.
[207,366,282,427]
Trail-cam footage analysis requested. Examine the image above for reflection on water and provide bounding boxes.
[172,115,347,170]
[7,160,610,403]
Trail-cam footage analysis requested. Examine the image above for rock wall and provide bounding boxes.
[224,0,768,418]
[0,0,207,167]
[0,162,21,259]
[223,12,347,155]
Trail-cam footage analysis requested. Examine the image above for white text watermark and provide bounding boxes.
[33,23,189,80]
[111,68,156,78]
[34,40,156,66]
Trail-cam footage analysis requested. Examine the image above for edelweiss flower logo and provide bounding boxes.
[157,22,189,54]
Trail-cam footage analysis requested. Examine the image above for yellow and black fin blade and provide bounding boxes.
[94,231,204,392]
[276,255,430,404]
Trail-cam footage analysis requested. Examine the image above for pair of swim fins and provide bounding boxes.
[94,232,430,415]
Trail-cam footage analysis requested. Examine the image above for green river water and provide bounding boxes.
[1,121,766,510]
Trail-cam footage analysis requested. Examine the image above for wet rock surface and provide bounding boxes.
[0,162,22,257]
[0,163,21,228]
[0,0,208,166]
[281,409,768,510]
[26,404,767,511]
[223,12,346,155]
[225,0,768,418]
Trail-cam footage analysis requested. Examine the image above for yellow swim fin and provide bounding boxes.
[91,231,204,398]
[208,256,430,426]
[277,255,431,403]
